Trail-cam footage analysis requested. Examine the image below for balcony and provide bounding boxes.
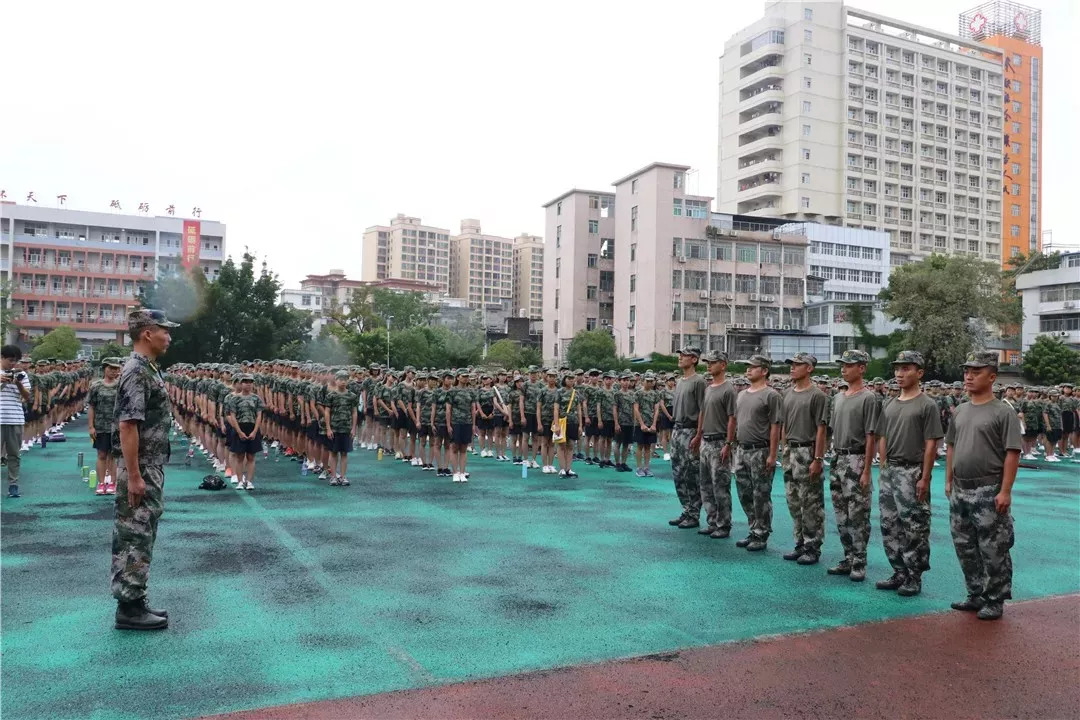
[737,125,782,154]
[739,99,782,126]
[13,234,155,255]
[740,53,783,81]
[739,81,783,108]
[737,171,782,197]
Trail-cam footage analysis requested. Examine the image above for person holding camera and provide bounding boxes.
[2,345,33,498]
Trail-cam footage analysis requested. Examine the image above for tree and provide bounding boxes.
[565,330,625,371]
[519,345,543,368]
[1021,336,1080,385]
[30,326,81,361]
[0,279,16,344]
[330,288,437,333]
[879,255,1020,379]
[486,339,524,370]
[95,341,129,363]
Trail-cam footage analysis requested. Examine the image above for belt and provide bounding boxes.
[739,442,769,450]
[674,422,696,430]
[787,440,814,448]
[834,447,866,455]
[886,459,921,468]
[703,434,727,442]
[953,474,1001,490]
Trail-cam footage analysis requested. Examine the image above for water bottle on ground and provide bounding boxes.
[301,461,308,477]
[89,470,98,490]
[77,451,84,469]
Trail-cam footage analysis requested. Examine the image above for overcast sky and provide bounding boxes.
[3,0,1076,286]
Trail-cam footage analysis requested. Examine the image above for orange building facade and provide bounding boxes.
[960,1,1043,267]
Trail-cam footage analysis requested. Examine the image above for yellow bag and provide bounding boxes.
[552,388,576,444]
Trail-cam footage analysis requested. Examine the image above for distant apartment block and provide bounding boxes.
[449,219,514,310]
[0,202,225,344]
[1015,252,1080,352]
[512,233,544,332]
[361,214,451,292]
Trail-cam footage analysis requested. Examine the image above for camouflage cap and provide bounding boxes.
[702,350,728,364]
[961,350,999,370]
[785,352,818,367]
[128,308,179,331]
[891,350,925,367]
[744,354,771,368]
[837,379,849,388]
[102,356,123,368]
[678,345,702,358]
[602,371,617,379]
[527,365,541,373]
[643,371,657,380]
[334,370,350,379]
[588,368,602,376]
[951,381,963,389]
[369,363,381,370]
[619,371,634,380]
[544,367,558,376]
[239,373,255,382]
[838,349,871,365]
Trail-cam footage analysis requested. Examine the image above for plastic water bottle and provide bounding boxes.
[82,466,90,482]
[89,470,98,490]
[301,462,308,477]
[522,460,528,479]
[77,451,84,469]
[377,447,384,461]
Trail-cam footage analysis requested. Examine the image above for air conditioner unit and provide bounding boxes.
[782,324,792,330]
[723,295,734,302]
[1064,301,1077,309]
[627,322,635,329]
[749,293,760,301]
[699,291,710,299]
[698,318,709,331]
[727,229,738,237]
[677,255,687,263]
[773,229,782,240]
[750,323,760,329]
[763,295,776,303]
[732,323,745,329]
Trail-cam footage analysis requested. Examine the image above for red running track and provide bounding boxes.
[213,594,1080,720]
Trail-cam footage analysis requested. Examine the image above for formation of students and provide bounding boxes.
[5,357,92,452]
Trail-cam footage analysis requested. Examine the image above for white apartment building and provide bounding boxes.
[512,233,544,332]
[0,202,225,344]
[542,189,616,363]
[449,219,514,310]
[718,1,1009,265]
[361,214,452,292]
[1014,252,1080,352]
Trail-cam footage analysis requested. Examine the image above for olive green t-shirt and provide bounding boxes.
[878,392,944,464]
[781,386,828,444]
[672,374,707,424]
[830,388,881,451]
[701,380,737,437]
[945,399,1022,479]
[735,386,783,445]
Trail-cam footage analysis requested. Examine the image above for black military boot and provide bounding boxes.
[875,571,908,591]
[951,596,986,612]
[137,597,168,619]
[782,545,805,561]
[115,600,168,630]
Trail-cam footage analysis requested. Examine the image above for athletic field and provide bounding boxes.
[2,416,1078,719]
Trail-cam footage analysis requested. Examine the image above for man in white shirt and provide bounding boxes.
[2,345,33,498]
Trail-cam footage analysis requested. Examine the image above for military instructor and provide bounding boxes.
[111,309,179,631]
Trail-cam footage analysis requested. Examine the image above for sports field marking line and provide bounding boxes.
[233,491,435,685]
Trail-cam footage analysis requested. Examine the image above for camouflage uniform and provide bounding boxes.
[733,447,772,541]
[670,428,702,515]
[949,484,1014,603]
[829,453,872,570]
[879,464,931,576]
[87,378,119,437]
[699,440,732,532]
[326,390,358,433]
[782,444,825,554]
[110,351,173,603]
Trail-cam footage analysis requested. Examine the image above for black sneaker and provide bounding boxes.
[782,546,805,561]
[896,575,922,597]
[735,536,752,548]
[827,561,852,576]
[7,484,19,498]
[876,571,907,591]
[746,539,768,552]
[976,603,1003,621]
[951,596,986,612]
[566,470,579,478]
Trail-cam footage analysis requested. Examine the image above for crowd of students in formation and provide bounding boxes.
[6,345,1078,624]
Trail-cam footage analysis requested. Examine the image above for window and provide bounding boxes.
[587,253,598,268]
[801,196,810,209]
[600,238,614,260]
[301,295,311,306]
[599,270,615,291]
[1010,225,1020,238]
[629,305,636,325]
[586,285,597,300]
[1011,163,1021,176]
[588,219,598,234]
[804,7,813,20]
[631,179,639,194]
[629,275,636,293]
[674,172,684,189]
[556,201,562,216]
[1011,204,1020,217]
[630,206,638,232]
[589,195,600,209]
[802,124,811,137]
[555,258,560,278]
[801,172,810,184]
[736,274,757,293]
[804,28,813,42]
[1012,53,1021,66]
[1012,122,1021,134]
[737,243,757,263]
[673,198,683,217]
[586,318,597,331]
[1011,183,1021,196]
[802,147,811,160]
[1012,101,1022,113]
[556,225,561,247]
[630,243,637,262]
[1011,142,1021,154]
[804,53,812,66]
[554,289,559,309]
[802,100,812,113]
[803,76,812,89]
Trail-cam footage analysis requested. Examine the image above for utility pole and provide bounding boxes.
[386,315,393,368]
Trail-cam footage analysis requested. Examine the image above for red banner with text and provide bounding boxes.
[182,220,201,269]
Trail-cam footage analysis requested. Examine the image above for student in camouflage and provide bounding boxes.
[780,353,830,565]
[945,351,1021,621]
[733,355,783,551]
[593,372,617,468]
[613,372,637,472]
[227,374,264,490]
[875,351,944,597]
[111,309,179,631]
[1043,389,1063,461]
[698,350,737,539]
[445,371,477,483]
[88,357,123,495]
[668,347,706,528]
[827,350,880,582]
[537,369,561,474]
[323,370,358,486]
[633,372,662,477]
[554,373,583,478]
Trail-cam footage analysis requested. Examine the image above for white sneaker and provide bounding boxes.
[1023,453,1037,460]
[318,470,330,479]
[452,473,461,483]
[231,475,240,484]
[1045,456,1060,463]
[530,460,540,469]
[244,480,254,490]
[663,453,671,461]
[460,474,468,482]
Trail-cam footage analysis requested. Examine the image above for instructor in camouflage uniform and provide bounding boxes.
[698,350,737,538]
[733,355,782,552]
[945,351,1021,621]
[668,346,706,529]
[875,351,943,598]
[780,353,829,565]
[111,309,179,631]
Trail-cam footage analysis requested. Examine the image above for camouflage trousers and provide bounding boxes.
[670,428,702,517]
[734,446,773,541]
[949,482,1014,603]
[699,439,732,531]
[782,445,825,554]
[879,464,930,576]
[111,464,166,603]
[829,453,872,570]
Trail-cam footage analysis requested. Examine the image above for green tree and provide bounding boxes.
[565,330,625,371]
[486,339,524,369]
[95,341,129,363]
[332,288,437,333]
[1021,336,1080,385]
[432,324,483,367]
[879,255,1020,379]
[30,326,81,361]
[0,279,16,344]
[519,345,543,369]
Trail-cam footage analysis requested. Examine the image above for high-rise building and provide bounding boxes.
[361,214,451,292]
[0,202,225,345]
[449,219,514,309]
[541,189,616,363]
[512,233,544,332]
[718,1,1019,266]
[959,0,1042,265]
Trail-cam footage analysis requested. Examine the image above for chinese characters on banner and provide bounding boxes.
[182,220,202,269]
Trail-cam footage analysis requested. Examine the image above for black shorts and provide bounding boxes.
[598,423,614,438]
[1023,430,1039,439]
[452,423,474,446]
[329,432,352,453]
[538,419,553,440]
[635,428,658,446]
[564,422,580,442]
[229,424,262,455]
[658,415,673,431]
[618,425,635,446]
[1063,413,1075,433]
[526,416,538,435]
[416,424,431,438]
[378,416,391,426]
[437,425,452,441]
[476,416,493,431]
[92,433,112,453]
[508,423,523,436]
[584,421,598,437]
[1047,429,1062,443]
[492,416,506,429]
